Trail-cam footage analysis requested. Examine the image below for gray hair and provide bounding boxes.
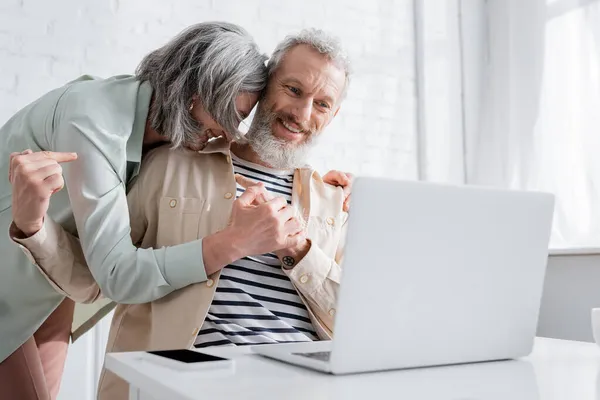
[267,28,351,102]
[136,22,268,148]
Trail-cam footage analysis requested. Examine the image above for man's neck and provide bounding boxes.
[230,142,272,168]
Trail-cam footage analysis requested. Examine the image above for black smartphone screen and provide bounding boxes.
[147,349,228,364]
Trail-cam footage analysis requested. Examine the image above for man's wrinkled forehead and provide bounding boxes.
[270,44,346,101]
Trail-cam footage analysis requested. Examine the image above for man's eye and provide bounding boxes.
[318,102,330,109]
[287,86,300,95]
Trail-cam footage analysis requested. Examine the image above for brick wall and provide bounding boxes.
[0,0,418,179]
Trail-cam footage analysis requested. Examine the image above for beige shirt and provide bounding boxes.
[12,138,347,399]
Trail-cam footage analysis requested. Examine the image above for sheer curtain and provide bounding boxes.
[468,0,600,249]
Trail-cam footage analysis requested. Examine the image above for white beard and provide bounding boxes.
[245,108,317,170]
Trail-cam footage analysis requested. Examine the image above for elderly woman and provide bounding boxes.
[0,22,351,399]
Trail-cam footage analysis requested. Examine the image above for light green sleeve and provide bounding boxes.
[50,118,208,303]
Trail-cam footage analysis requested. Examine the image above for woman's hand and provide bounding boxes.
[323,170,354,212]
[9,150,78,236]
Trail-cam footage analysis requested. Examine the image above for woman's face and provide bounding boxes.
[187,92,259,150]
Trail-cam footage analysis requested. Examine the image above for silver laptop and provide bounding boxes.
[253,177,555,374]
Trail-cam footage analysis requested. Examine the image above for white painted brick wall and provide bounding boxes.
[0,0,418,179]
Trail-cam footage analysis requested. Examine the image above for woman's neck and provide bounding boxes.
[142,120,169,153]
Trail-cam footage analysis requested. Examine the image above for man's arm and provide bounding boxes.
[235,173,348,335]
[276,214,348,336]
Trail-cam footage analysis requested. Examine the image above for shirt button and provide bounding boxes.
[224,192,233,199]
[299,274,309,284]
[328,308,336,317]
[326,217,335,226]
[169,199,177,208]
[206,278,215,287]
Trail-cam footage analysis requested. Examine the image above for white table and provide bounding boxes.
[105,338,600,400]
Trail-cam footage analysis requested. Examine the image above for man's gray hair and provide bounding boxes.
[137,22,268,148]
[267,28,351,101]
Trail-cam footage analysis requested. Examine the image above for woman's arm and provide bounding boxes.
[8,148,182,304]
[8,150,101,303]
[10,133,208,304]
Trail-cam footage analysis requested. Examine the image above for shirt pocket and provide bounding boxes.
[156,197,206,247]
[306,214,343,256]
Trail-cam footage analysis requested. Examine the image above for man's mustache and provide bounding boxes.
[269,111,316,135]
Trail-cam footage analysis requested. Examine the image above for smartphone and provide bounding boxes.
[143,349,234,371]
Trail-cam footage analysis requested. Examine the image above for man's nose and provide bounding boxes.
[291,99,312,124]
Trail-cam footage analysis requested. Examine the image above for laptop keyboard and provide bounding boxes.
[294,351,331,362]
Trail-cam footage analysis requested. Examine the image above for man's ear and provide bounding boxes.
[333,106,341,118]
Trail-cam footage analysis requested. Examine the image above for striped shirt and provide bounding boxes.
[194,153,318,348]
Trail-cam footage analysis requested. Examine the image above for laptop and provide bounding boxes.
[253,177,555,374]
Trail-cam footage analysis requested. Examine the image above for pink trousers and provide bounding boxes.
[0,298,74,400]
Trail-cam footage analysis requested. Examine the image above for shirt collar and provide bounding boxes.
[197,136,232,156]
[125,80,152,183]
[126,80,152,164]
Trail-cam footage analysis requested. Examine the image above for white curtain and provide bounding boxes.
[469,0,600,249]
[419,0,467,184]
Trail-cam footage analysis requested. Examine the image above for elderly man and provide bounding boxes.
[10,28,351,399]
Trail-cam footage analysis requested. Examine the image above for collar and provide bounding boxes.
[197,136,231,156]
[126,80,152,180]
[199,138,316,217]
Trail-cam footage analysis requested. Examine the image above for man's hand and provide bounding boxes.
[9,149,78,237]
[323,170,353,212]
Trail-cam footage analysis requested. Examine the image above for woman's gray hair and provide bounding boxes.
[267,28,351,101]
[136,22,268,148]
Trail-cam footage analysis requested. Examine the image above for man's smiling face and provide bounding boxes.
[245,44,346,169]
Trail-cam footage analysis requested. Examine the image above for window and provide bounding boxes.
[465,0,600,249]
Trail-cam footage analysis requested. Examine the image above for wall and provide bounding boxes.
[0,0,418,179]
